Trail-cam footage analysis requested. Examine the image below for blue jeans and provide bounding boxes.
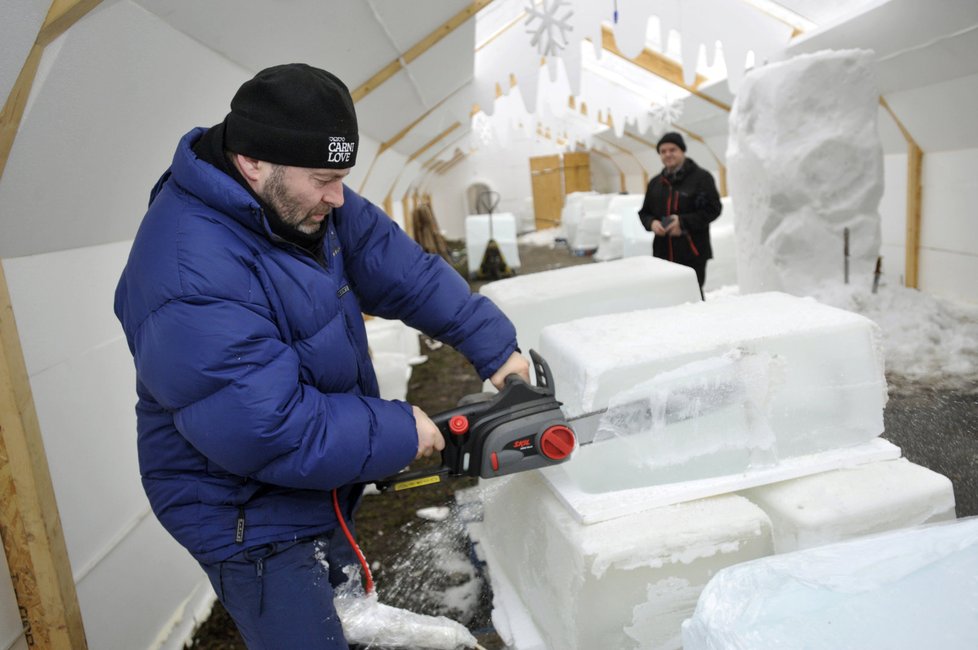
[200,528,361,649]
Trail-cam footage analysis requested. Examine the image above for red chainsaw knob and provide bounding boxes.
[539,425,576,460]
[448,415,469,435]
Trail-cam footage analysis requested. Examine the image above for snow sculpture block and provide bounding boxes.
[621,197,654,258]
[741,458,955,553]
[538,292,887,490]
[558,191,596,243]
[365,318,424,401]
[480,256,700,352]
[728,50,883,294]
[570,194,613,252]
[481,472,774,650]
[594,193,643,261]
[465,213,521,277]
[682,517,978,649]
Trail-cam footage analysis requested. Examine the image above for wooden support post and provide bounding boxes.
[905,142,923,288]
[0,262,87,649]
[880,96,923,289]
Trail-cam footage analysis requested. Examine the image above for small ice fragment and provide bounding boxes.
[417,506,452,522]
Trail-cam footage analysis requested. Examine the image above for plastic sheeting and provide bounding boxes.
[682,517,978,649]
[334,568,478,650]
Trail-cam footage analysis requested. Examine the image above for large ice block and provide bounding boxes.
[558,191,597,244]
[682,517,978,649]
[728,50,883,295]
[479,256,700,352]
[365,317,425,401]
[465,213,521,277]
[539,292,888,493]
[740,458,955,552]
[594,194,643,262]
[480,472,774,650]
[570,194,614,252]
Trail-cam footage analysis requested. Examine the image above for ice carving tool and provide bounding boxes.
[375,350,576,492]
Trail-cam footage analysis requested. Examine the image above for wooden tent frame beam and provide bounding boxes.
[1,1,99,647]
[879,96,923,288]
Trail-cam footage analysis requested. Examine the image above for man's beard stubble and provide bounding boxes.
[262,165,327,235]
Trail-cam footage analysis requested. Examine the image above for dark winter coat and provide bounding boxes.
[114,128,517,563]
[638,158,722,267]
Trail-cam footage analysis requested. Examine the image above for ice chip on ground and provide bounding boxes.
[681,517,978,649]
[727,49,883,295]
[334,567,477,649]
[740,458,956,552]
[416,506,451,522]
[480,256,700,352]
[480,473,774,650]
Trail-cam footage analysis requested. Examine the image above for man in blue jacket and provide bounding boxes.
[115,63,527,648]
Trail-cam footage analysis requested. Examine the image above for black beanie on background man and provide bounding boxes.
[656,131,686,152]
[225,63,359,169]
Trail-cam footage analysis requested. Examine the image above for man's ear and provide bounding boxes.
[233,153,264,183]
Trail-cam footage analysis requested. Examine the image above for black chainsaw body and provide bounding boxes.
[375,350,576,491]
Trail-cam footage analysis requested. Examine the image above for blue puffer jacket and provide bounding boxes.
[115,128,517,563]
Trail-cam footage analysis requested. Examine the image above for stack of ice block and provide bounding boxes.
[479,472,775,650]
[473,289,956,649]
[479,256,700,352]
[465,213,521,277]
[682,517,978,649]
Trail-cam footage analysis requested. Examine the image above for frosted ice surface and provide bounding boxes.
[741,458,956,553]
[481,472,773,650]
[465,213,521,276]
[539,292,887,484]
[480,256,700,351]
[728,50,883,295]
[682,517,978,650]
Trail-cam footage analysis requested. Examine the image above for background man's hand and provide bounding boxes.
[412,405,445,459]
[651,220,666,236]
[489,351,531,390]
[666,215,682,236]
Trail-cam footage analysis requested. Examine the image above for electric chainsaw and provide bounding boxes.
[375,349,577,491]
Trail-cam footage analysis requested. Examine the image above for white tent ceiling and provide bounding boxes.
[6,0,978,176]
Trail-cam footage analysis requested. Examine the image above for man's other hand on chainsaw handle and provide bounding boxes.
[489,351,531,390]
[412,405,445,459]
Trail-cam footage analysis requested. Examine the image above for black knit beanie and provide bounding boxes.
[656,131,686,152]
[225,63,359,169]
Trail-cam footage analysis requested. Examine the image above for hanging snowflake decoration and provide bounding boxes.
[524,0,574,57]
[649,96,684,133]
[472,111,495,147]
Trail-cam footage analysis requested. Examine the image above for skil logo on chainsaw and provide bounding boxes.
[511,438,533,450]
[328,136,355,164]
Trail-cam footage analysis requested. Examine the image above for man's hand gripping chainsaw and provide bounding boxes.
[375,350,577,491]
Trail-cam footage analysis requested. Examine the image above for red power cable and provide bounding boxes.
[332,488,375,595]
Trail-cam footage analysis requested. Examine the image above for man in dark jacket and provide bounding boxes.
[638,131,722,298]
[114,64,527,648]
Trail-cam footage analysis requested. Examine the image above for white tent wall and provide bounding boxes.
[1,0,48,109]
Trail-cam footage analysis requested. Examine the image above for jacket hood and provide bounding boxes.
[160,128,267,236]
